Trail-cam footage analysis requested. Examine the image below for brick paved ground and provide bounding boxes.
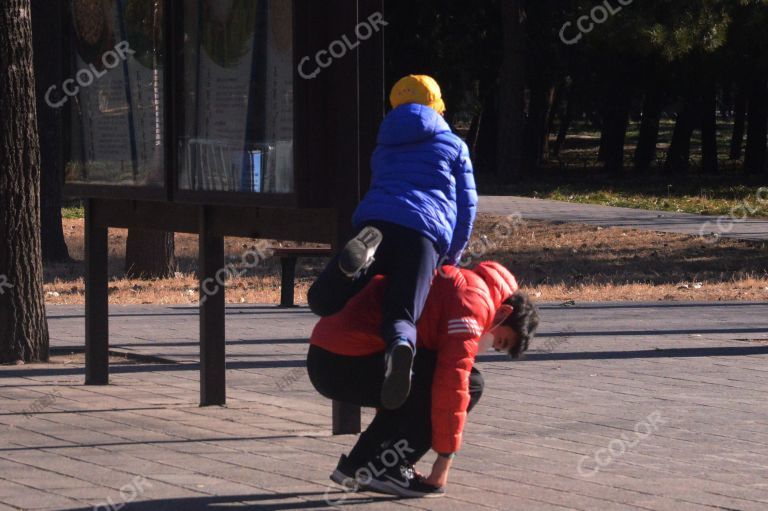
[479,196,768,241]
[1,302,768,510]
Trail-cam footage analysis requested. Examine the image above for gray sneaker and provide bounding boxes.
[338,226,383,278]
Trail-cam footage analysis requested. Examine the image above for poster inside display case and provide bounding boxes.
[179,0,294,194]
[65,0,165,187]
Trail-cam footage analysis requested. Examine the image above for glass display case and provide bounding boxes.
[63,0,294,200]
[178,0,294,194]
[65,0,165,188]
[61,0,383,210]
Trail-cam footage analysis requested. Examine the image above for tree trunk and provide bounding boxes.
[546,84,561,137]
[32,0,69,262]
[700,85,719,174]
[720,80,733,121]
[665,103,696,176]
[467,109,482,162]
[634,85,663,172]
[553,84,576,158]
[601,86,632,174]
[541,85,557,160]
[125,230,177,279]
[597,127,608,162]
[475,89,498,176]
[0,0,50,363]
[744,74,768,176]
[496,0,526,182]
[524,80,555,169]
[730,82,747,160]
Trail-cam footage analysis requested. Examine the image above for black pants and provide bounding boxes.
[307,345,484,467]
[307,221,439,350]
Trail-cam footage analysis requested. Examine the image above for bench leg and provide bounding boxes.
[279,256,298,308]
[333,400,361,435]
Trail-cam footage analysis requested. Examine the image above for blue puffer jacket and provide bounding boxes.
[353,104,477,264]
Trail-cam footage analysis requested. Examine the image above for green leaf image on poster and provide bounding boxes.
[200,0,258,68]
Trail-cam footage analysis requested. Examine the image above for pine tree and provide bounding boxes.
[0,0,50,363]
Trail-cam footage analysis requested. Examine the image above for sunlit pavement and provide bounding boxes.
[1,302,767,510]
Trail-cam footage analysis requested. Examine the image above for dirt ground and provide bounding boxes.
[43,215,768,305]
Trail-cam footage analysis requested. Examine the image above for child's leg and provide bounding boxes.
[346,350,436,469]
[307,226,383,317]
[307,253,371,317]
[378,230,439,350]
[375,224,439,409]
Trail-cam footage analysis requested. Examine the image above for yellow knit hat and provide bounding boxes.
[389,75,446,115]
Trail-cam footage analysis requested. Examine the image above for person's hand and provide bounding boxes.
[424,455,453,488]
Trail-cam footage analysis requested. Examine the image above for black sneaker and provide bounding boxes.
[366,463,445,498]
[338,226,383,278]
[380,340,414,410]
[330,455,368,491]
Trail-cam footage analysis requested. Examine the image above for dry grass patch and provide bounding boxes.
[44,216,768,305]
[474,215,768,301]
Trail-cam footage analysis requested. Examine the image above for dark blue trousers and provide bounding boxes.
[307,221,439,350]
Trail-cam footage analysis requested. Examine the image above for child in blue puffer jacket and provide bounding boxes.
[308,75,477,410]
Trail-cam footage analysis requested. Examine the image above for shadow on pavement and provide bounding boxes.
[539,301,768,310]
[48,306,315,321]
[4,359,307,378]
[62,491,395,510]
[536,327,768,337]
[478,345,768,362]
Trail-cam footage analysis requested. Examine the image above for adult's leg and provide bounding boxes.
[390,365,485,466]
[467,367,485,413]
[306,345,384,407]
[346,350,437,468]
[342,361,485,469]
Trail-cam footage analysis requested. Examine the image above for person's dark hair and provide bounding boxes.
[501,291,540,358]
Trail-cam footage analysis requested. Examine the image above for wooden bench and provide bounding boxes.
[271,247,333,307]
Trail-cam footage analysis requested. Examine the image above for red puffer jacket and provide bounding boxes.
[310,261,519,453]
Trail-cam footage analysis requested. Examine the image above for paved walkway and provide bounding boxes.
[479,196,768,241]
[2,303,768,510]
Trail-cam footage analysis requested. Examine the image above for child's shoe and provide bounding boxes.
[338,226,383,278]
[381,339,414,410]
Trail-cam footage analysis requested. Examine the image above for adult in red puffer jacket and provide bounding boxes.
[308,261,540,497]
